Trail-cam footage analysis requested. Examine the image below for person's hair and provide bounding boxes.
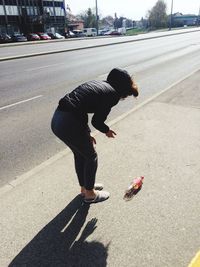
[131,77,139,97]
[106,68,139,98]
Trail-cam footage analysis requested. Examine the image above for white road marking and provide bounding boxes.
[0,95,43,111]
[98,65,136,80]
[26,63,64,72]
[98,72,108,79]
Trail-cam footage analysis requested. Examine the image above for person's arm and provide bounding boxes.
[91,107,117,138]
[86,125,91,134]
[91,106,111,133]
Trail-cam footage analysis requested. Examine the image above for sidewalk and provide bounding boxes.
[0,71,200,267]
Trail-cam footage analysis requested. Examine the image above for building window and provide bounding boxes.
[44,6,54,16]
[54,2,63,7]
[0,5,5,15]
[55,7,64,16]
[4,0,17,5]
[43,1,53,7]
[5,5,19,15]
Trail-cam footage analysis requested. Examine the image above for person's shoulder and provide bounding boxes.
[97,80,117,92]
[87,80,109,87]
[81,80,113,92]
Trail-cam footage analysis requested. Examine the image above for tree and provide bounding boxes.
[79,8,96,28]
[100,16,114,29]
[140,17,149,29]
[147,0,168,29]
[114,16,126,29]
[126,19,134,28]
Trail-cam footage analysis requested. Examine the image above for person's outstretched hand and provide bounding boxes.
[105,129,117,138]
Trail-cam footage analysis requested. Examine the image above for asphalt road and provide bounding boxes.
[0,30,200,187]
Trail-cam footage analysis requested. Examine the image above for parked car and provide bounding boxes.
[37,33,51,40]
[11,33,27,42]
[83,28,97,37]
[72,30,86,37]
[104,30,122,36]
[65,31,75,38]
[61,30,78,38]
[0,33,12,43]
[98,29,109,36]
[47,32,64,39]
[27,33,40,41]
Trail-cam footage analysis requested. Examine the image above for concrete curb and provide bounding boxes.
[0,67,199,197]
[0,28,200,62]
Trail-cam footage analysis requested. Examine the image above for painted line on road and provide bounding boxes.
[26,63,65,72]
[98,64,137,80]
[0,67,199,197]
[0,95,43,111]
[98,72,108,80]
[188,250,200,267]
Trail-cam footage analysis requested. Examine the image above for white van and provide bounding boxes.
[83,28,97,37]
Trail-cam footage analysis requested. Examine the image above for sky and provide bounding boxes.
[65,0,200,20]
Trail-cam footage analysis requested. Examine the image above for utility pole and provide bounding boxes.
[2,0,8,33]
[63,0,67,34]
[169,0,173,30]
[16,0,22,32]
[95,0,99,35]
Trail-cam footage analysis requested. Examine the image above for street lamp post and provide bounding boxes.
[169,0,173,30]
[95,0,99,35]
[2,0,8,33]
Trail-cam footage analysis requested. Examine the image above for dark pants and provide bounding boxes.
[51,109,97,190]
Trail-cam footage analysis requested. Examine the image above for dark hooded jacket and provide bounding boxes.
[57,68,133,133]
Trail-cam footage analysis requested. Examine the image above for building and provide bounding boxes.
[66,13,84,31]
[0,0,66,35]
[172,13,198,27]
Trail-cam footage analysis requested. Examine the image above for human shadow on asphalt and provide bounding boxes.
[9,195,109,267]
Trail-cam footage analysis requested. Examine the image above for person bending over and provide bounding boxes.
[51,68,139,204]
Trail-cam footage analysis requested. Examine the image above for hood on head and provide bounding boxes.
[106,68,133,97]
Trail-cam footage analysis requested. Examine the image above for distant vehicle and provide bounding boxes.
[11,33,27,42]
[0,33,12,43]
[27,33,40,41]
[98,29,109,36]
[83,28,97,37]
[37,33,51,40]
[61,31,75,38]
[118,27,126,35]
[47,32,65,39]
[72,30,86,37]
[67,31,75,38]
[104,30,122,36]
